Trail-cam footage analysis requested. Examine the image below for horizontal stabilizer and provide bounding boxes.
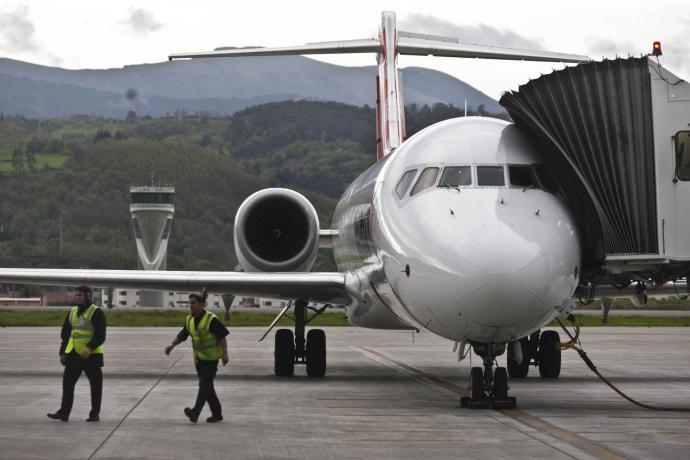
[396,33,589,63]
[169,39,380,60]
[0,268,355,305]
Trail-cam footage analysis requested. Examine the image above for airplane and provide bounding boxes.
[2,11,686,409]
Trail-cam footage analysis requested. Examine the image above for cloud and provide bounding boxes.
[586,20,689,78]
[399,14,543,50]
[125,8,162,35]
[586,37,636,58]
[0,4,39,52]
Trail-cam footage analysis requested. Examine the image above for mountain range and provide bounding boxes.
[0,56,503,118]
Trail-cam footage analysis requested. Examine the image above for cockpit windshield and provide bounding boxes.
[410,167,440,196]
[438,166,472,187]
[477,166,505,186]
[396,169,417,198]
[509,166,538,188]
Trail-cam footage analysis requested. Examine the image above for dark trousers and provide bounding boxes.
[59,364,102,418]
[193,360,221,416]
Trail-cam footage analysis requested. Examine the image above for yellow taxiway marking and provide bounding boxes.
[359,346,627,460]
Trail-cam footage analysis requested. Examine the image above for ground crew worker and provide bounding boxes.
[165,293,229,423]
[47,285,105,422]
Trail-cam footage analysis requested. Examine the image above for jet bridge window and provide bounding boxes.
[395,169,418,198]
[509,166,538,188]
[410,167,440,196]
[439,166,472,187]
[675,131,690,181]
[476,166,505,186]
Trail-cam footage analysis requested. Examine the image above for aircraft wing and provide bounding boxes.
[0,269,355,305]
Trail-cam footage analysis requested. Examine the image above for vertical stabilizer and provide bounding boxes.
[376,11,406,160]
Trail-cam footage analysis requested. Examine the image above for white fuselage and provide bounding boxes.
[333,117,581,343]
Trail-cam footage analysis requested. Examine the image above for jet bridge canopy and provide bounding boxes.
[500,57,658,256]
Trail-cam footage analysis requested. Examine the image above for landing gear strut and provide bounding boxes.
[460,343,516,409]
[274,299,327,377]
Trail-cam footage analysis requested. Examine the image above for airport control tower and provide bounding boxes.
[130,185,175,307]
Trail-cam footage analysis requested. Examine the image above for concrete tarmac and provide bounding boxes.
[1,326,689,459]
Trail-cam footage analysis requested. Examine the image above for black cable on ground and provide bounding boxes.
[555,316,690,412]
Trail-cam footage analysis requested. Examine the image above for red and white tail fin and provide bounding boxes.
[170,11,588,161]
[376,11,405,159]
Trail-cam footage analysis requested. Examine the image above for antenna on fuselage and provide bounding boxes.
[169,11,589,160]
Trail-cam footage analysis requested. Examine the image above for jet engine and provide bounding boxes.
[234,188,320,272]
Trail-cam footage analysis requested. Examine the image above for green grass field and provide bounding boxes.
[0,309,351,327]
[0,150,68,172]
[1,309,688,327]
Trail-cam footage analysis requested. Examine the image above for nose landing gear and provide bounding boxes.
[460,343,517,409]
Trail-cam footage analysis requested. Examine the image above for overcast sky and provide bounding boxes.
[0,0,687,99]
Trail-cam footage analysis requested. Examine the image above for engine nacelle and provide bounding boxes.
[234,188,320,272]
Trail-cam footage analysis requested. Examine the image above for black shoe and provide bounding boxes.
[184,407,198,423]
[47,412,68,422]
[206,415,223,423]
[86,415,100,422]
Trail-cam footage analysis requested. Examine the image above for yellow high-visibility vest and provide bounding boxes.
[65,304,104,355]
[186,311,223,361]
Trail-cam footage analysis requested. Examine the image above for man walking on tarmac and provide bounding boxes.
[165,293,229,423]
[47,285,105,422]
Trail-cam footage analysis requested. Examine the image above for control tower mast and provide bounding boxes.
[129,185,175,307]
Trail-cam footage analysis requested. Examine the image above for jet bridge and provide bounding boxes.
[500,56,690,280]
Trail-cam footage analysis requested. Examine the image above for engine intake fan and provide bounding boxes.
[234,188,320,272]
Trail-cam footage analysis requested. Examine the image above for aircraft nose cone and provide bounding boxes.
[387,189,579,340]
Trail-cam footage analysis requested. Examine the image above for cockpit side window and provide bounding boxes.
[439,166,472,187]
[675,131,690,181]
[509,165,538,188]
[476,166,505,186]
[534,167,567,201]
[395,169,418,198]
[410,167,440,196]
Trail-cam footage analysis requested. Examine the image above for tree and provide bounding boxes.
[25,150,37,172]
[125,110,138,124]
[11,147,25,173]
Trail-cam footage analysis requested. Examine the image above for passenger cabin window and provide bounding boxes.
[675,131,690,181]
[476,166,505,186]
[509,166,538,188]
[439,166,472,187]
[396,169,417,198]
[410,167,440,196]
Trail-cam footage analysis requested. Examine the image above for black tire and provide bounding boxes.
[538,330,561,378]
[507,338,530,378]
[274,329,295,377]
[470,367,484,400]
[493,367,508,399]
[306,329,326,377]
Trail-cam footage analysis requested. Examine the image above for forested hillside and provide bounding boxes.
[0,101,507,271]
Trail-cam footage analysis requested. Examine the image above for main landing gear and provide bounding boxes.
[507,330,562,379]
[274,299,328,377]
[460,343,516,409]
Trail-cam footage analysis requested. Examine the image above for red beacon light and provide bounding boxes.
[652,41,662,57]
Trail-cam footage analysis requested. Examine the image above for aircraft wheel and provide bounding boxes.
[306,329,326,377]
[493,367,508,399]
[274,329,295,377]
[470,367,484,400]
[538,330,561,378]
[508,338,530,378]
